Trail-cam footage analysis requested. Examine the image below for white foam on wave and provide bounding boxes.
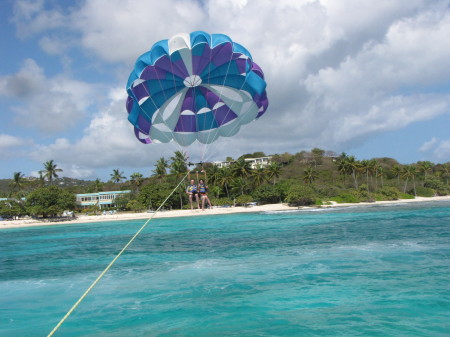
[169,258,220,272]
[336,240,431,253]
[261,207,352,215]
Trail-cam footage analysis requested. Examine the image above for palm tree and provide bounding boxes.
[169,151,189,209]
[130,172,144,192]
[206,164,221,186]
[153,157,169,180]
[392,165,401,187]
[40,160,63,185]
[10,172,25,193]
[92,178,104,192]
[266,162,282,185]
[337,155,349,184]
[36,171,45,188]
[251,166,268,188]
[440,164,450,186]
[303,167,318,184]
[230,177,248,196]
[231,158,252,179]
[217,167,233,198]
[402,165,417,195]
[170,151,188,175]
[360,160,371,190]
[376,166,384,188]
[344,155,360,189]
[110,169,125,184]
[311,147,325,167]
[418,161,433,181]
[210,185,222,199]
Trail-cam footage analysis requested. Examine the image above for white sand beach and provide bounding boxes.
[1,196,450,230]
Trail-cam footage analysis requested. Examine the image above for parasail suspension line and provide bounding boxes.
[47,172,189,337]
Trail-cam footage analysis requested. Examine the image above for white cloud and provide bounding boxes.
[434,140,450,162]
[39,35,73,55]
[29,87,179,178]
[6,0,450,178]
[0,134,32,150]
[70,0,206,64]
[419,137,438,153]
[419,138,450,163]
[0,59,98,133]
[0,134,33,161]
[12,0,67,38]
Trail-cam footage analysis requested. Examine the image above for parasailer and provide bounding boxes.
[126,31,269,148]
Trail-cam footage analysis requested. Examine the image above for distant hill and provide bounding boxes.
[0,177,93,196]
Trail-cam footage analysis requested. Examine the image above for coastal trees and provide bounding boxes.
[360,160,371,189]
[3,148,450,213]
[138,183,179,210]
[205,164,221,186]
[392,165,401,187]
[311,147,325,167]
[110,169,125,184]
[10,172,26,194]
[88,178,104,193]
[266,162,282,185]
[231,158,252,179]
[170,151,188,175]
[336,153,350,184]
[0,200,26,219]
[418,161,433,180]
[153,157,169,180]
[439,163,450,186]
[114,193,134,211]
[336,153,361,188]
[252,184,282,204]
[217,167,233,198]
[285,184,315,206]
[346,156,360,189]
[251,166,269,188]
[127,199,146,212]
[130,172,144,192]
[26,186,75,218]
[170,151,189,208]
[40,160,63,185]
[303,167,318,185]
[402,165,418,195]
[230,177,248,196]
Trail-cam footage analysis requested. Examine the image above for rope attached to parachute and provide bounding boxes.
[47,172,189,337]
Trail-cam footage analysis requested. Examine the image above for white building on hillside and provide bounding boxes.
[244,156,272,169]
[212,160,233,168]
[213,156,272,169]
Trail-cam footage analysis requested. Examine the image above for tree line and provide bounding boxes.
[1,149,449,219]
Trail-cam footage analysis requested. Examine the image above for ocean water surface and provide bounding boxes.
[1,201,450,336]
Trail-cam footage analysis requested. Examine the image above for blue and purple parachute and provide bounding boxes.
[126,31,268,146]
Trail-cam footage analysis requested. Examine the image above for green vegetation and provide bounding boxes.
[0,150,449,220]
[25,186,75,218]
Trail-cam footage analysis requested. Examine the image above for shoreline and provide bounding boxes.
[1,196,450,230]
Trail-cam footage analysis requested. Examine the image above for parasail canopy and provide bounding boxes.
[126,31,268,147]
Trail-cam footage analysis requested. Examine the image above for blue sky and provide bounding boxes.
[1,0,450,182]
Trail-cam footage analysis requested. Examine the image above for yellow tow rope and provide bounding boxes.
[47,172,188,337]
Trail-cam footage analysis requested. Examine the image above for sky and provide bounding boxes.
[1,0,450,181]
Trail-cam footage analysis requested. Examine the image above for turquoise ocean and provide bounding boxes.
[1,201,450,336]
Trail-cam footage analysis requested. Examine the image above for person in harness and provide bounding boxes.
[186,179,200,210]
[198,179,212,210]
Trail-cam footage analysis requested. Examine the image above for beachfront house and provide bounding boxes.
[76,190,131,209]
[213,156,272,169]
[212,160,233,168]
[244,156,272,169]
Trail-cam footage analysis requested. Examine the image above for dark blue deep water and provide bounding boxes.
[1,201,450,336]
